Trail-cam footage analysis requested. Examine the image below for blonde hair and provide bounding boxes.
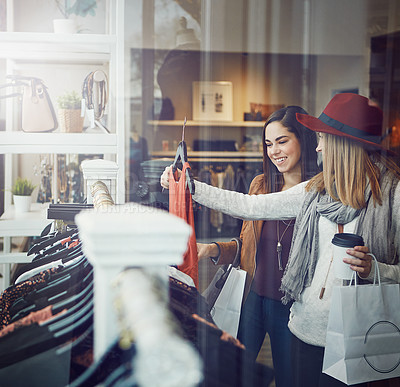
[306,134,383,209]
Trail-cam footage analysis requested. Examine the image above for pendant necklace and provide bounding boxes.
[276,220,293,270]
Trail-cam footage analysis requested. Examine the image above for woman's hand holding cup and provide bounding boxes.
[343,245,373,279]
[332,233,373,279]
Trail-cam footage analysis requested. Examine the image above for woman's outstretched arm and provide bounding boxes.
[192,179,304,221]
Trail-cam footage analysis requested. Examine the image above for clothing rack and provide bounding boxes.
[0,177,274,386]
[46,180,114,223]
[47,203,94,222]
[112,269,202,387]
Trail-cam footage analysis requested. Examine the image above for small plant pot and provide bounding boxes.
[13,195,32,213]
[58,109,84,133]
[53,19,76,34]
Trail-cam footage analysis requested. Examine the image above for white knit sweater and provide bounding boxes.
[193,180,400,346]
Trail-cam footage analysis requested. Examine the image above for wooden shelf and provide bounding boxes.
[152,150,262,157]
[148,120,264,128]
[151,151,263,162]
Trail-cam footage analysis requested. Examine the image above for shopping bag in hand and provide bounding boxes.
[323,255,400,385]
[210,264,246,338]
[202,238,246,338]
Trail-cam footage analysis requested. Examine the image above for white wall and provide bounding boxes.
[124,0,368,55]
[123,0,371,118]
[1,0,377,125]
[12,0,106,34]
[2,0,388,186]
[314,55,366,116]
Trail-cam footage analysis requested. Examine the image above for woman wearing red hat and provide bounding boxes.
[160,93,400,387]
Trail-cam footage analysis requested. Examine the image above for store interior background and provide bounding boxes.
[1,1,399,253]
[2,0,400,202]
[0,0,399,380]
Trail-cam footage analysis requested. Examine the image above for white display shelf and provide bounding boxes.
[0,132,118,154]
[0,0,126,289]
[1,0,125,206]
[0,253,32,264]
[0,203,51,236]
[0,202,52,291]
[0,32,115,64]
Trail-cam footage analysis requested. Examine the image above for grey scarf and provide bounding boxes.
[280,165,398,304]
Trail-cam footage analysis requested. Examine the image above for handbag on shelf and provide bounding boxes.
[0,75,58,133]
[202,237,246,338]
[323,254,400,385]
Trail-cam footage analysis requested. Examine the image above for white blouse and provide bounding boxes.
[193,180,400,346]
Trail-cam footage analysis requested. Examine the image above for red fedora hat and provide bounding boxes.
[296,93,393,154]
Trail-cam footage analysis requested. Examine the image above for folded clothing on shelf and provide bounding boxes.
[193,140,237,152]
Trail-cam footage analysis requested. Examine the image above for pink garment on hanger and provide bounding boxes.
[169,162,198,288]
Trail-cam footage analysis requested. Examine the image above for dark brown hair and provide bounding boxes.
[262,106,321,193]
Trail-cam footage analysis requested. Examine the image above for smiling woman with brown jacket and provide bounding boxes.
[196,106,320,387]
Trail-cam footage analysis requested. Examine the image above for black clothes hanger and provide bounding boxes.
[46,296,93,333]
[47,203,94,222]
[13,242,83,283]
[10,281,93,325]
[31,234,79,260]
[0,307,93,371]
[39,222,53,237]
[28,228,78,256]
[10,267,93,323]
[69,336,136,387]
[171,117,195,194]
[2,288,93,353]
[50,283,94,319]
[0,337,74,386]
[32,239,82,265]
[30,259,92,299]
[27,233,56,256]
[32,237,81,263]
[9,259,92,320]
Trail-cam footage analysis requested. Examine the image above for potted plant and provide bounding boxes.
[53,0,97,34]
[57,90,84,133]
[11,177,36,213]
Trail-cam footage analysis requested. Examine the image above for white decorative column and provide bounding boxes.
[75,203,191,360]
[81,159,119,204]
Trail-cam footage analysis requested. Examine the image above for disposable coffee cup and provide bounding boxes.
[331,233,364,280]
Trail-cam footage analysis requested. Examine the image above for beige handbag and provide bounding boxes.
[0,75,58,132]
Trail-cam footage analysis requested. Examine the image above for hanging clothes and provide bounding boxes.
[222,164,238,229]
[169,162,199,287]
[209,169,224,232]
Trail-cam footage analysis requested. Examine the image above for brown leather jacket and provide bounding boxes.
[215,174,266,300]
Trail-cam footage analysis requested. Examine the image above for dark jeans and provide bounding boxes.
[291,333,369,387]
[237,290,293,387]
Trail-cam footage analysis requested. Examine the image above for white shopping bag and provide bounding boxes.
[210,265,246,338]
[323,258,400,385]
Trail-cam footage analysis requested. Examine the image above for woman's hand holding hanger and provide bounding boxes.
[160,165,181,189]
